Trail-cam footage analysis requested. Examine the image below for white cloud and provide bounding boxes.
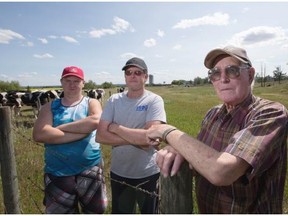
[242,7,250,13]
[33,53,54,59]
[112,17,135,33]
[0,29,25,44]
[48,35,57,39]
[173,12,230,29]
[155,54,163,58]
[47,35,79,43]
[61,36,79,43]
[228,26,288,47]
[0,74,8,79]
[173,44,182,50]
[90,70,123,84]
[22,41,34,47]
[39,38,48,44]
[120,52,139,59]
[89,28,116,38]
[281,44,288,49]
[90,16,134,38]
[144,38,156,47]
[157,29,165,37]
[96,71,110,77]
[119,53,146,65]
[100,71,110,75]
[18,72,38,78]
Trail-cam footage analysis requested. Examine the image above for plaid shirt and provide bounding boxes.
[196,94,287,213]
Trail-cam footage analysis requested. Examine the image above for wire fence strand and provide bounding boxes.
[0,123,161,213]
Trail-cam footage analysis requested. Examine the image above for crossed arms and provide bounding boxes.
[96,120,162,148]
[33,99,102,144]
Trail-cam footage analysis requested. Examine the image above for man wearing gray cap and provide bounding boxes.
[146,45,288,213]
[97,57,166,213]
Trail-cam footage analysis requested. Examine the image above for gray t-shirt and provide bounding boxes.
[100,90,166,178]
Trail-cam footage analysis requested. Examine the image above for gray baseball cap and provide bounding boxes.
[204,45,252,69]
[122,57,148,71]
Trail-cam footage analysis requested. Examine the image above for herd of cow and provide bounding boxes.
[0,88,105,118]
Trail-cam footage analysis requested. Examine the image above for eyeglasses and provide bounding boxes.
[124,70,145,76]
[208,65,250,82]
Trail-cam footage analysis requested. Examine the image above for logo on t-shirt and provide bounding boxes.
[136,105,148,111]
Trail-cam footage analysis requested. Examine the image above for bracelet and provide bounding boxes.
[162,127,177,143]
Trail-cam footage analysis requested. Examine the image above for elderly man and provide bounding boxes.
[147,45,288,213]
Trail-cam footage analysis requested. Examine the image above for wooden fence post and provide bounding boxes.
[0,107,21,213]
[159,161,193,213]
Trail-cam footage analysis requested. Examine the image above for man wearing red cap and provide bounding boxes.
[33,66,107,213]
[146,45,287,213]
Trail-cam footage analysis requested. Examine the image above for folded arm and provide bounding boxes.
[96,120,162,148]
[33,99,102,144]
[56,99,102,134]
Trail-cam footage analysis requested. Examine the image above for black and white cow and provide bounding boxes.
[21,90,59,118]
[0,90,59,118]
[117,87,125,93]
[55,89,64,98]
[0,92,8,106]
[85,88,105,103]
[0,90,25,116]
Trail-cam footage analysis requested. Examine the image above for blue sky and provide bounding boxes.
[1,1,288,87]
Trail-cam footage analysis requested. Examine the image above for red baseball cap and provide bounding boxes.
[61,66,84,80]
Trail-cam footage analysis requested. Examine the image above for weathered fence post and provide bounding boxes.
[159,161,193,213]
[0,107,21,213]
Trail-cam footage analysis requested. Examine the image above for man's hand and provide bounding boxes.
[156,145,185,177]
[146,124,170,145]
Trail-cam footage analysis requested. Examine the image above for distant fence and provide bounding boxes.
[0,106,193,213]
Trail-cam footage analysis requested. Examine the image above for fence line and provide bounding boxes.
[1,107,194,213]
[0,107,21,213]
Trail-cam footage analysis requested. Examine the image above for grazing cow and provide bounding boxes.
[21,90,59,118]
[85,89,97,99]
[0,90,25,116]
[117,87,125,93]
[56,89,64,98]
[96,88,105,102]
[0,92,8,106]
[85,88,105,103]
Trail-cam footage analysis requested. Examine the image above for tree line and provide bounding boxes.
[0,80,115,92]
[171,66,287,87]
[1,65,287,92]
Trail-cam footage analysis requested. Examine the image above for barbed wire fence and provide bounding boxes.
[0,106,193,214]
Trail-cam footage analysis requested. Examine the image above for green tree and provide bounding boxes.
[101,82,113,89]
[26,86,31,92]
[84,80,97,89]
[171,80,185,85]
[0,80,21,91]
[203,77,209,84]
[194,77,202,85]
[273,66,286,84]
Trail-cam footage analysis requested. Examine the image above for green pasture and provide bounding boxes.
[0,82,287,213]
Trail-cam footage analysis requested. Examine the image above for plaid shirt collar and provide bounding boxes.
[218,93,256,126]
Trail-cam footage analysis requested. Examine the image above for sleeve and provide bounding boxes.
[146,94,167,123]
[226,102,288,180]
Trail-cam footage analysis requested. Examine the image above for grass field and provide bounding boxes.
[0,81,287,213]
